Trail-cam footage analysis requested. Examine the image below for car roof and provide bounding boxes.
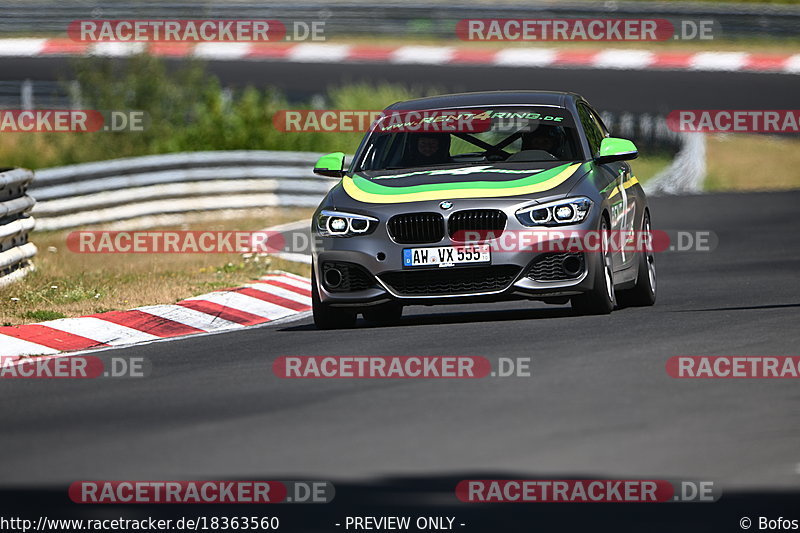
[385,91,581,111]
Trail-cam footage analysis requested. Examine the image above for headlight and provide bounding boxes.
[316,210,378,237]
[516,197,592,226]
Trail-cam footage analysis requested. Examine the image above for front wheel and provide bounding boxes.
[312,268,356,330]
[571,216,615,315]
[617,211,657,307]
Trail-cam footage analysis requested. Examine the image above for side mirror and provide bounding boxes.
[596,138,638,164]
[313,152,346,178]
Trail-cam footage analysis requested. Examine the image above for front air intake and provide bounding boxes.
[448,209,507,241]
[387,213,445,244]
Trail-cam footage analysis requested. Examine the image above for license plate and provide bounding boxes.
[403,245,491,268]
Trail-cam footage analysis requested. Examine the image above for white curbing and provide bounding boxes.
[0,273,312,360]
[0,39,795,74]
[42,317,162,346]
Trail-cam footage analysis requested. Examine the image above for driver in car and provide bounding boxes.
[520,126,564,158]
[402,133,452,166]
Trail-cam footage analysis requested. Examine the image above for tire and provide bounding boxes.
[362,303,403,326]
[312,268,356,330]
[617,211,657,307]
[571,216,615,315]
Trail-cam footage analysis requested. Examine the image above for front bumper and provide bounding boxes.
[312,199,602,307]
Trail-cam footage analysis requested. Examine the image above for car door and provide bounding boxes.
[578,103,637,271]
[590,107,639,269]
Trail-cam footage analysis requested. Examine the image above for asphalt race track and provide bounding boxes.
[1,191,798,531]
[2,56,798,113]
[1,53,799,531]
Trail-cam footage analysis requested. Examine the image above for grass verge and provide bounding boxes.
[705,134,800,191]
[630,154,673,184]
[0,208,313,326]
[631,135,800,192]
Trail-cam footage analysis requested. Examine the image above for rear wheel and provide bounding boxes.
[571,216,615,315]
[312,268,356,330]
[362,303,403,326]
[617,211,657,307]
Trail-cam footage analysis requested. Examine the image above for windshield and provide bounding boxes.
[354,106,582,172]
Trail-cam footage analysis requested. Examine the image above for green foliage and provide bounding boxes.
[23,310,67,321]
[0,55,435,168]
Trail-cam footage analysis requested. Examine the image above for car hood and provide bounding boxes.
[338,161,591,205]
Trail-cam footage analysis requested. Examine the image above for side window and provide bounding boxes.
[577,104,604,158]
[589,108,610,137]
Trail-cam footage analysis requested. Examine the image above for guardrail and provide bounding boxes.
[0,168,37,287]
[600,112,682,153]
[0,2,798,39]
[30,150,333,231]
[0,80,75,110]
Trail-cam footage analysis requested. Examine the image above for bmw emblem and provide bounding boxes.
[439,201,453,210]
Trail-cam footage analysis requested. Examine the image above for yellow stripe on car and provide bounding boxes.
[342,163,583,204]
